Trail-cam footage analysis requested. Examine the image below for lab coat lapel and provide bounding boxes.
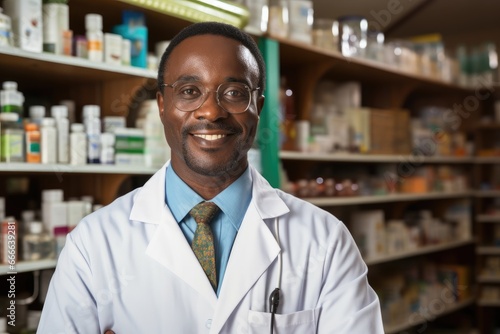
[210,166,289,333]
[131,161,217,307]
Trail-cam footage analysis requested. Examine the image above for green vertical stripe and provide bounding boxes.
[257,37,281,188]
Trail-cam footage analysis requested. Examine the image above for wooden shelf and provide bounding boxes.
[0,163,158,175]
[304,191,472,206]
[477,300,500,307]
[365,239,475,265]
[384,297,475,334]
[477,276,500,283]
[476,215,500,223]
[477,247,500,255]
[474,157,500,164]
[0,259,57,275]
[0,46,156,85]
[474,190,500,198]
[280,151,474,163]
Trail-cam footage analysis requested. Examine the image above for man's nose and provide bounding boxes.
[193,91,228,120]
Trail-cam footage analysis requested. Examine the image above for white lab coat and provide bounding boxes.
[38,162,384,334]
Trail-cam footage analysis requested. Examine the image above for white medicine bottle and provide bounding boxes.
[40,117,57,164]
[85,13,103,62]
[82,105,101,164]
[70,123,87,165]
[51,105,69,164]
[100,132,115,164]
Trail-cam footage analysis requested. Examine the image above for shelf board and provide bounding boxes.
[476,123,500,130]
[280,151,474,163]
[477,276,500,283]
[474,190,500,198]
[476,215,500,223]
[476,247,500,255]
[365,239,475,265]
[0,259,57,275]
[477,300,500,307]
[304,191,472,206]
[384,297,475,334]
[0,163,159,175]
[474,156,500,164]
[0,46,157,85]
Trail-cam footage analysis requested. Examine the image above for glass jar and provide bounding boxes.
[338,15,368,58]
[312,19,339,51]
[366,31,385,62]
[22,221,55,261]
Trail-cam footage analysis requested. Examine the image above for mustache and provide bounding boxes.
[182,122,243,135]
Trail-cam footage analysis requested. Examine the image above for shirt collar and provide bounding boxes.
[165,165,252,231]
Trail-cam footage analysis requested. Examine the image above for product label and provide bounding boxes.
[87,40,102,51]
[1,132,23,161]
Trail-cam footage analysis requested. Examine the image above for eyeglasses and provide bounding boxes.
[161,80,260,114]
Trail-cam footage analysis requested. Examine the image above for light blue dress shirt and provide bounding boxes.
[165,165,252,296]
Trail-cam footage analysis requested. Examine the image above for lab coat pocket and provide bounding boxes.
[247,308,318,334]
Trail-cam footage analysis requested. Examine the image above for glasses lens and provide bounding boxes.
[171,81,204,112]
[217,82,251,114]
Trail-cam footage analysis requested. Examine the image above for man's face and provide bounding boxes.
[157,34,264,182]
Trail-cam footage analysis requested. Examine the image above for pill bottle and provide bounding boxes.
[70,123,87,165]
[40,117,57,164]
[85,14,103,62]
[0,112,24,162]
[25,122,41,163]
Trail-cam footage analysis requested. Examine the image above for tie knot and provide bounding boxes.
[189,202,219,225]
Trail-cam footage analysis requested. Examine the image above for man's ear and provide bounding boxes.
[156,91,164,118]
[256,95,265,117]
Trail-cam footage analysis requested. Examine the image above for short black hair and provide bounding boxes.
[157,21,266,95]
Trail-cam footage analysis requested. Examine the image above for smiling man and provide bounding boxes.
[38,22,384,333]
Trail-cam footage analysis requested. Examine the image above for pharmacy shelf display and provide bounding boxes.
[0,162,158,175]
[271,27,485,332]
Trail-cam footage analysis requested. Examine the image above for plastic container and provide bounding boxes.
[22,221,55,261]
[268,0,289,39]
[338,15,368,58]
[3,0,42,52]
[85,14,103,62]
[104,33,122,65]
[51,105,69,164]
[100,132,115,164]
[0,7,13,47]
[0,112,24,162]
[40,117,57,164]
[25,122,41,163]
[0,81,24,120]
[288,0,313,44]
[70,123,87,165]
[112,24,148,68]
[82,105,101,164]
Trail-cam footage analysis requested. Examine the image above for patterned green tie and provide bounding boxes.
[189,201,219,291]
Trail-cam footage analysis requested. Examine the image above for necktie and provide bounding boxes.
[189,201,219,290]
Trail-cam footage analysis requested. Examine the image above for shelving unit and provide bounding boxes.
[0,260,57,275]
[384,297,476,334]
[0,162,158,175]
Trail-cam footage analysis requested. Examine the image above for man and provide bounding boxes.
[38,22,384,333]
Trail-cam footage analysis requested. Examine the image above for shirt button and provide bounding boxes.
[205,319,212,329]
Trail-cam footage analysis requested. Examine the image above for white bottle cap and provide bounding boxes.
[71,123,85,133]
[81,195,94,204]
[0,197,4,212]
[50,105,69,119]
[21,210,35,223]
[82,105,101,119]
[29,105,46,119]
[85,14,103,31]
[41,117,56,127]
[0,112,19,122]
[2,81,17,90]
[29,221,44,234]
[42,189,64,203]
